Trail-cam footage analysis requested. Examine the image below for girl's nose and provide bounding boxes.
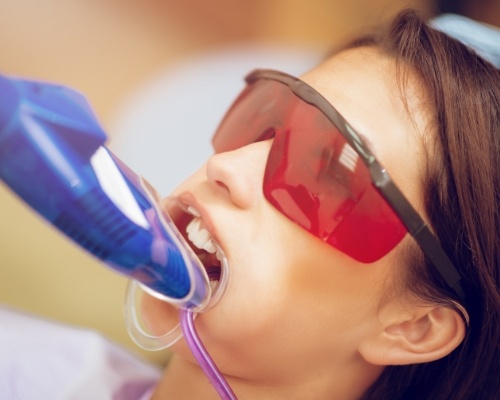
[205,140,272,209]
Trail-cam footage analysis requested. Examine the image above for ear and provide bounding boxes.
[358,304,466,365]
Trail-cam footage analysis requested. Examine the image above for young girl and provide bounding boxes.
[130,9,499,400]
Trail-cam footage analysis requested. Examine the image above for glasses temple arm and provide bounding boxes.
[370,164,466,303]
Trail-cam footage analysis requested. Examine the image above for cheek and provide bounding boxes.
[192,217,336,341]
[189,224,297,344]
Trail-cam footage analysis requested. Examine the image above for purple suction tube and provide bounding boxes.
[177,263,237,399]
[179,309,237,399]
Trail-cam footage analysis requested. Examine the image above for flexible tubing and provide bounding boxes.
[179,308,237,399]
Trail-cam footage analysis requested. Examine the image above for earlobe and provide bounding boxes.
[359,305,466,365]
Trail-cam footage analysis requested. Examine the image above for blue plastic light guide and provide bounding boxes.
[0,74,209,309]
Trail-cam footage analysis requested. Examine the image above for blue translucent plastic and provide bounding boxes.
[0,74,208,308]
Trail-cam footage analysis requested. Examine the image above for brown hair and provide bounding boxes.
[351,9,500,400]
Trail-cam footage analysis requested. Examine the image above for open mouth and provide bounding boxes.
[166,199,224,287]
[185,214,223,283]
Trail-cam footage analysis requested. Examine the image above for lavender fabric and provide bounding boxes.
[0,307,160,400]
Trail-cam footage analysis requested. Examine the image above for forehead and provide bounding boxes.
[300,46,430,213]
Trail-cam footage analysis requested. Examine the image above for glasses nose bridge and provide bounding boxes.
[206,140,272,209]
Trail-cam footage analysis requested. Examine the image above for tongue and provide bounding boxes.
[195,250,221,280]
[205,265,221,281]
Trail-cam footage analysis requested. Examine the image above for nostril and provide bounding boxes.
[215,180,229,191]
[206,141,271,208]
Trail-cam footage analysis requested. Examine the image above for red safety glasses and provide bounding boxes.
[212,69,465,302]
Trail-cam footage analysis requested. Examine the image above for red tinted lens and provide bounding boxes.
[213,79,407,263]
[212,80,292,152]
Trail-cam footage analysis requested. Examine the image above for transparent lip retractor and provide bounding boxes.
[124,233,236,399]
[124,237,230,351]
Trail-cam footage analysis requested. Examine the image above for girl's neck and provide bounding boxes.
[151,353,383,400]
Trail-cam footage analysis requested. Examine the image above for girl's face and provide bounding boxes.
[142,47,429,384]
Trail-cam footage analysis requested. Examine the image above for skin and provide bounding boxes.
[141,47,465,400]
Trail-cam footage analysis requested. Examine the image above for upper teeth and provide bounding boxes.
[186,217,216,254]
[187,206,201,217]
